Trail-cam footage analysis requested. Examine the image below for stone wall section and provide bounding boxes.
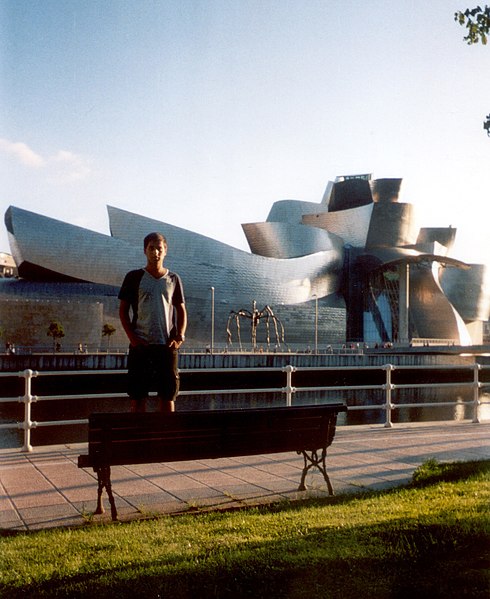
[0,299,118,351]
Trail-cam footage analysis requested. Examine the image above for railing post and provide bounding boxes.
[383,364,395,428]
[283,364,296,407]
[19,369,38,453]
[472,363,481,423]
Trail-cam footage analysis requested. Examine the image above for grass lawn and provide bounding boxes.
[1,459,489,598]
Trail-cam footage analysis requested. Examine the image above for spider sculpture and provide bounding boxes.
[226,300,285,351]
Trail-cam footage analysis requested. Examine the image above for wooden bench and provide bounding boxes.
[78,403,347,520]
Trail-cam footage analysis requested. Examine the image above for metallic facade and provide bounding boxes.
[3,173,490,348]
[302,203,374,248]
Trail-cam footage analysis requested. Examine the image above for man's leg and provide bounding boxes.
[158,398,175,413]
[157,346,179,412]
[127,345,149,412]
[130,397,147,413]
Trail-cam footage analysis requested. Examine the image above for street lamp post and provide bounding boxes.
[398,263,409,345]
[210,286,215,354]
[314,295,318,354]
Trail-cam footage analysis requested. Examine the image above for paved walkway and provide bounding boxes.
[1,421,489,533]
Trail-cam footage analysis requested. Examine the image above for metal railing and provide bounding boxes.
[410,338,457,347]
[1,343,365,355]
[0,363,489,452]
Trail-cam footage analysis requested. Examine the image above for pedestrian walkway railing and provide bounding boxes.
[0,363,489,452]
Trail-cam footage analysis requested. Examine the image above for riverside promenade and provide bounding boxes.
[1,420,489,533]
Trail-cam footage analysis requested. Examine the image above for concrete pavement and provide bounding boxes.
[1,421,489,533]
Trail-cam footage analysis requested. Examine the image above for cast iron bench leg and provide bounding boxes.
[298,448,334,495]
[95,466,119,521]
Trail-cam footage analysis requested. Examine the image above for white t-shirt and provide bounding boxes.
[119,268,185,345]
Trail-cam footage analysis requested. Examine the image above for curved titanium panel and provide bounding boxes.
[352,250,473,344]
[302,203,374,248]
[440,264,490,321]
[7,205,343,306]
[356,247,469,270]
[265,199,327,224]
[417,227,456,252]
[328,179,373,212]
[408,264,472,344]
[241,222,344,259]
[107,206,344,305]
[369,178,403,203]
[365,202,418,248]
[6,206,139,285]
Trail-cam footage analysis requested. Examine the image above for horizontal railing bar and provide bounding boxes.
[181,367,288,374]
[32,369,126,377]
[35,393,128,401]
[29,383,485,400]
[179,388,281,396]
[291,364,490,371]
[34,419,89,427]
[393,382,476,390]
[28,389,285,401]
[5,363,488,378]
[394,401,476,409]
[342,405,386,411]
[297,385,386,393]
[1,382,485,402]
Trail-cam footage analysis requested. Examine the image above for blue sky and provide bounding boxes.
[1,0,489,264]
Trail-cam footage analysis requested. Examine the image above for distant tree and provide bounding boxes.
[102,323,116,350]
[0,326,6,352]
[455,5,490,44]
[455,6,490,135]
[47,321,65,352]
[484,114,490,136]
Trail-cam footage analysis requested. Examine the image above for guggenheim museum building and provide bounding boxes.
[1,174,489,351]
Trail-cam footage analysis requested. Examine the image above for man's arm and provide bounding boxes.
[169,302,187,349]
[119,299,145,347]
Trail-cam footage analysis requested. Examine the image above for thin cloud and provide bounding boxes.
[0,137,45,168]
[50,150,91,182]
[0,137,91,182]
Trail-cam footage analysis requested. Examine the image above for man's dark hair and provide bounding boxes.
[144,232,167,250]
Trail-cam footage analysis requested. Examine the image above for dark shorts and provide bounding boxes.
[127,344,179,402]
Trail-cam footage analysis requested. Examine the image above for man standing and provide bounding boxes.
[119,232,187,412]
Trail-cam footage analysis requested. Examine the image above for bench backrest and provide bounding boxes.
[79,404,347,468]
